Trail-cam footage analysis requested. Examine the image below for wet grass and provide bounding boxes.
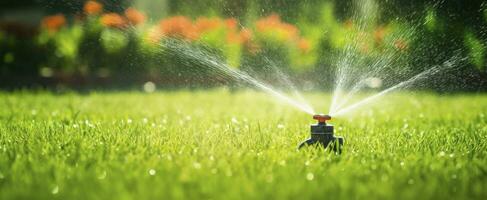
[0,89,486,200]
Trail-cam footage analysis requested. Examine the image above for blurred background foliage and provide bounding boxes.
[0,0,486,91]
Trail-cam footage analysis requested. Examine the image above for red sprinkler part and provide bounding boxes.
[313,114,331,123]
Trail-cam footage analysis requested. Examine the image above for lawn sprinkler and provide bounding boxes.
[298,114,344,153]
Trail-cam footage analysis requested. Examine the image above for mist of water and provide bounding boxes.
[326,0,457,117]
[330,56,463,116]
[120,0,464,118]
[105,18,317,115]
[159,39,316,114]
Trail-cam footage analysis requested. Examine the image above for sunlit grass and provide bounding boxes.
[0,89,486,200]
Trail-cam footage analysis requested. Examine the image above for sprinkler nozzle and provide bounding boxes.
[313,114,331,123]
[298,114,344,153]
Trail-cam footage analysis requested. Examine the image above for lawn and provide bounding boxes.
[0,89,486,200]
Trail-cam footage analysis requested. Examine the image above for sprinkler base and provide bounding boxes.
[298,114,344,153]
[298,134,344,153]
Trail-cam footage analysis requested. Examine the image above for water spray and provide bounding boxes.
[298,114,344,153]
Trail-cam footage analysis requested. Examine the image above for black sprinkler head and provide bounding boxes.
[298,114,344,153]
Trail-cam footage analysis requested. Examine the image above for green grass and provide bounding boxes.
[0,89,486,200]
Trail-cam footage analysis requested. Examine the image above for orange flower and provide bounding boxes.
[394,39,408,50]
[195,17,222,33]
[239,28,253,45]
[255,14,299,41]
[280,23,298,38]
[298,38,311,53]
[84,1,103,15]
[159,16,198,40]
[234,29,258,53]
[226,31,240,44]
[101,13,126,28]
[256,14,280,32]
[226,28,253,45]
[194,17,247,45]
[125,8,146,25]
[374,26,386,45]
[41,14,66,32]
[224,18,238,30]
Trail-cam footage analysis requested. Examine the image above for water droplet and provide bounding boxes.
[231,117,239,124]
[365,77,383,88]
[51,186,59,194]
[142,118,148,124]
[127,119,132,124]
[403,123,409,129]
[98,171,107,179]
[305,160,310,166]
[438,151,446,157]
[40,67,53,77]
[226,170,233,177]
[143,81,156,93]
[400,161,405,166]
[306,173,314,181]
[149,169,156,176]
[277,124,285,129]
[193,162,202,169]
